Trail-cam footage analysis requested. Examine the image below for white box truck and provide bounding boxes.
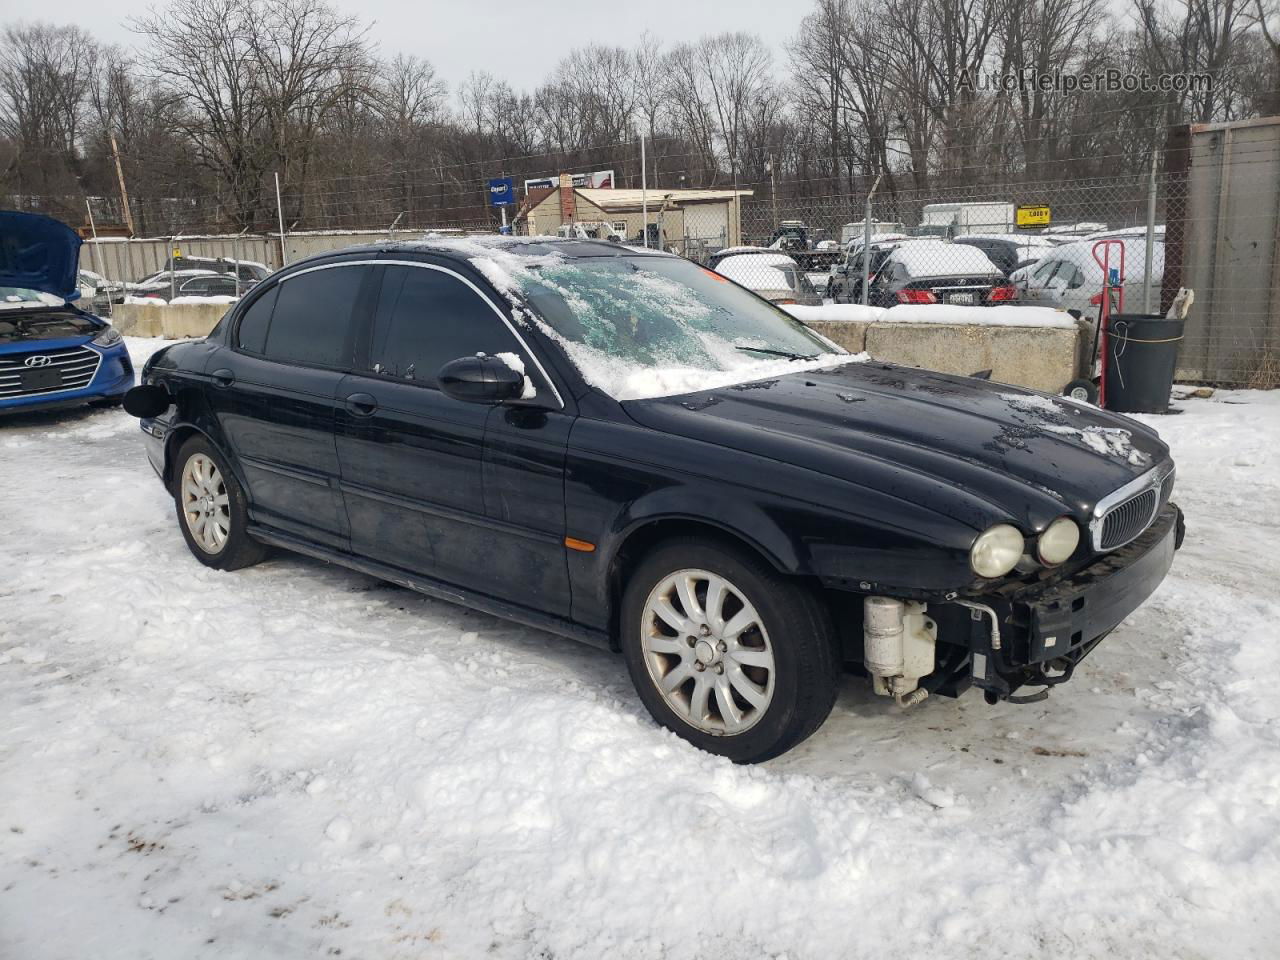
[917,202,1015,238]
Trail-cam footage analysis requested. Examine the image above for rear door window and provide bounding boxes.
[262,265,365,368]
[366,265,522,387]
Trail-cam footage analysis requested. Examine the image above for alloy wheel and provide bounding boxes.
[181,453,230,554]
[640,568,775,735]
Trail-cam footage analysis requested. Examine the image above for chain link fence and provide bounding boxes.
[56,120,1280,389]
[698,153,1277,389]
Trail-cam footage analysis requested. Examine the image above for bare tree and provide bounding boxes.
[0,22,98,197]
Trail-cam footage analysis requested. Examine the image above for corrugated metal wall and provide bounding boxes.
[1182,118,1280,384]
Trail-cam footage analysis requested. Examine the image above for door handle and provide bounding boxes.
[211,368,235,388]
[344,392,378,417]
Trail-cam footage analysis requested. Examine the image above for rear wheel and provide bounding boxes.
[172,436,266,571]
[621,538,839,763]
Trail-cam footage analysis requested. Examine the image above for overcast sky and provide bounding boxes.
[48,0,798,92]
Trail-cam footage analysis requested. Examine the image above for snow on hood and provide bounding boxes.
[1000,391,1152,467]
[0,211,83,301]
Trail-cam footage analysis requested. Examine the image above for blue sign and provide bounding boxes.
[488,177,515,207]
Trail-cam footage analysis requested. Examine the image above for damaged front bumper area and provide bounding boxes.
[858,504,1184,706]
[957,503,1184,703]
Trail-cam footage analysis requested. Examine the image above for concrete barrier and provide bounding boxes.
[112,303,229,340]
[806,319,1086,394]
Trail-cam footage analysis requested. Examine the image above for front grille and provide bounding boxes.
[1099,488,1159,549]
[0,345,102,399]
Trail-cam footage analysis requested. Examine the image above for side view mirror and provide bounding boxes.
[123,383,171,418]
[834,264,847,275]
[438,355,524,404]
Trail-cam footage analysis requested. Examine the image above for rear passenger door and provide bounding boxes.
[205,262,373,550]
[334,261,573,617]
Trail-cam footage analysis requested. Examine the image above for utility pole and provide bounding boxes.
[109,134,135,236]
[274,172,288,267]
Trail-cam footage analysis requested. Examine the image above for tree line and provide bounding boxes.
[2,0,1278,236]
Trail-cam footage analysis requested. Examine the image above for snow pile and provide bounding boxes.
[169,295,239,306]
[122,295,239,306]
[2,341,1280,958]
[785,302,1078,328]
[785,303,884,323]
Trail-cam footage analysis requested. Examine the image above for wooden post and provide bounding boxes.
[110,135,135,237]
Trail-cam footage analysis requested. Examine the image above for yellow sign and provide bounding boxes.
[172,247,182,259]
[1016,205,1051,228]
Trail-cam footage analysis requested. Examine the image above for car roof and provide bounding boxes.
[279,236,674,274]
[272,235,675,282]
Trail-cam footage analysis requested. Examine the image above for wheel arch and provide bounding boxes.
[604,515,809,651]
[162,422,244,494]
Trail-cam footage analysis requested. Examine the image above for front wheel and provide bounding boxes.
[621,538,839,763]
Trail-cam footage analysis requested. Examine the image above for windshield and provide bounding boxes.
[506,255,847,400]
[0,287,65,310]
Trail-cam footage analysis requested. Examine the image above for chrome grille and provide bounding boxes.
[1099,488,1159,549]
[1089,464,1174,552]
[0,346,102,398]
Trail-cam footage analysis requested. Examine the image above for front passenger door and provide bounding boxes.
[334,262,573,617]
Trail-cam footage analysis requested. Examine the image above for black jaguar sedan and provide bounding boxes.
[125,237,1183,763]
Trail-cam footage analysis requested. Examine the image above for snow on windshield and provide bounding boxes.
[419,236,862,401]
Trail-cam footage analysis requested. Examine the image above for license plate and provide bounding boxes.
[947,292,975,305]
[19,367,62,391]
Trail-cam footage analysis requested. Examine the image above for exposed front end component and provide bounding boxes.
[863,597,938,706]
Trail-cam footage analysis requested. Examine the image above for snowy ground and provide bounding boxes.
[2,339,1279,959]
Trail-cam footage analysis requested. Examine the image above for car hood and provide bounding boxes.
[0,211,83,301]
[622,362,1169,532]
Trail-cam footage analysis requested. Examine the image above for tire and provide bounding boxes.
[1063,378,1099,405]
[621,537,839,763]
[172,435,267,571]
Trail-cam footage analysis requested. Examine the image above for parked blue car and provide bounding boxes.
[1,211,133,414]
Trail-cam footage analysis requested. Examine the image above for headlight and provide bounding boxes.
[970,523,1025,578]
[92,325,122,348]
[1037,516,1081,565]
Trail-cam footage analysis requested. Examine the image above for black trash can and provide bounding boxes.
[1104,313,1185,414]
